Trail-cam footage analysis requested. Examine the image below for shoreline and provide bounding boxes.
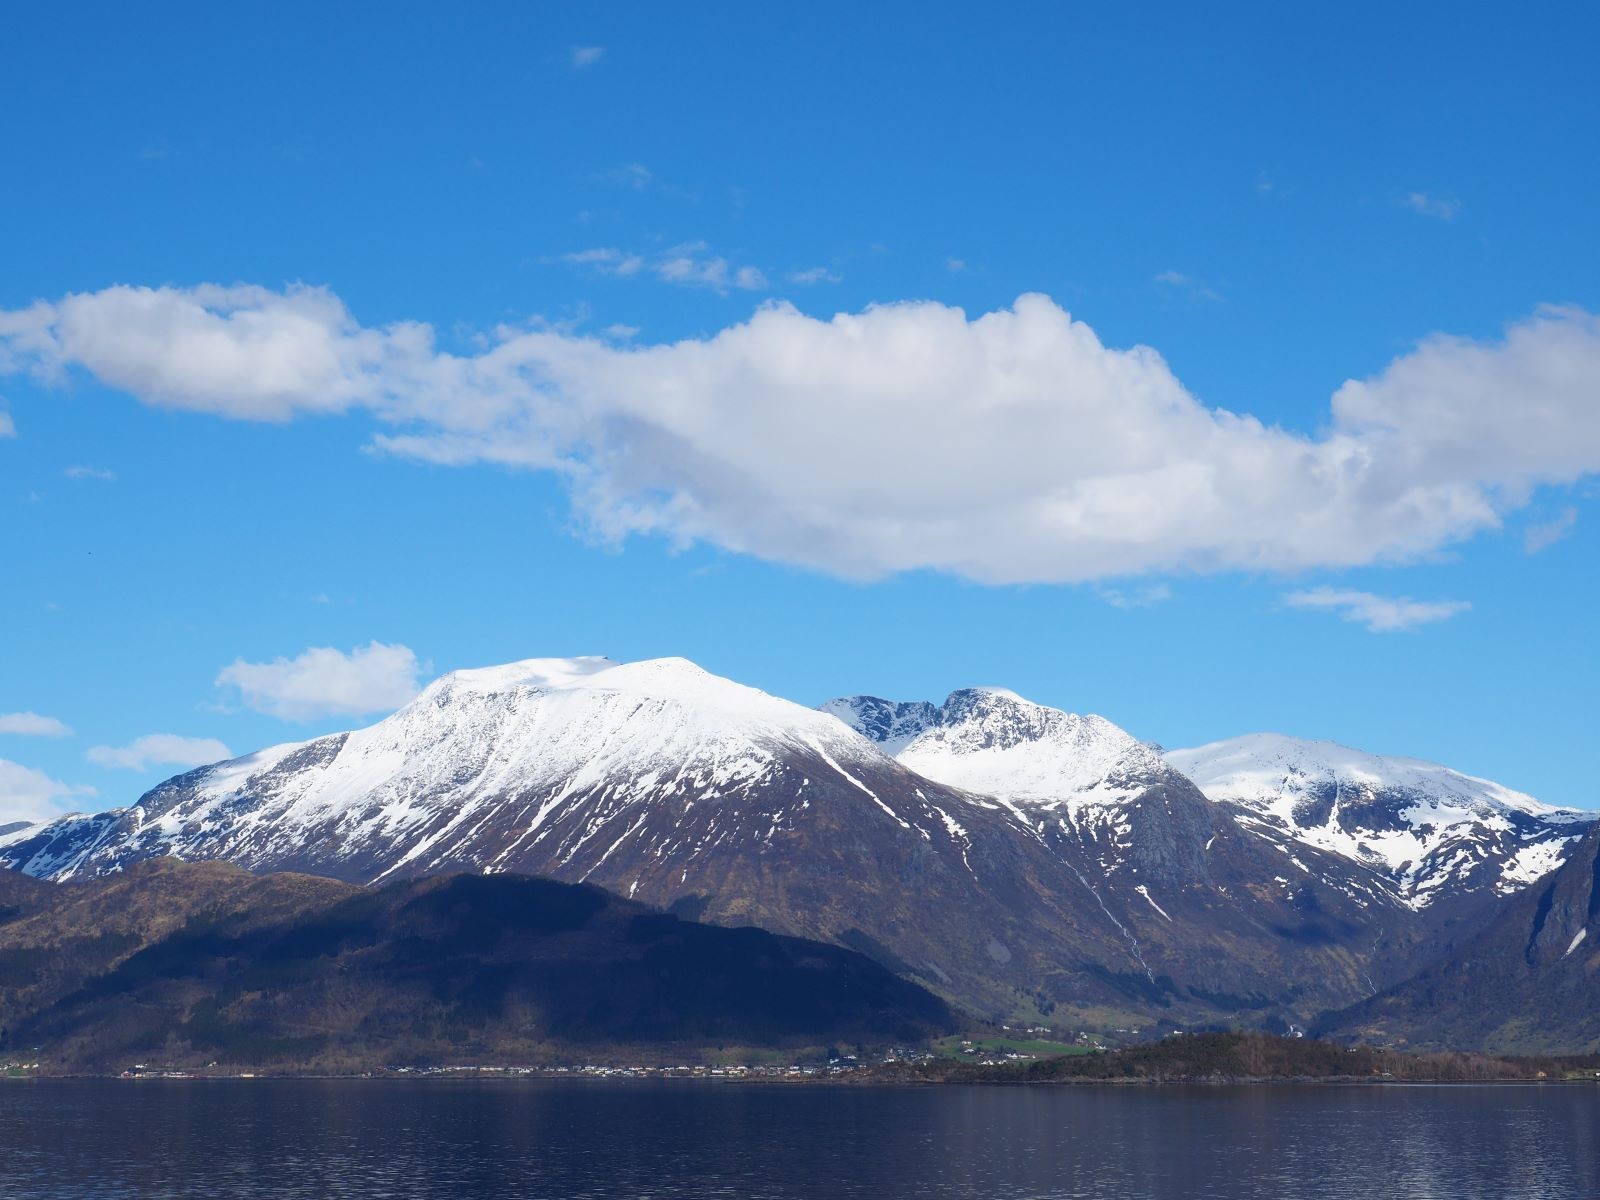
[11,1070,1599,1087]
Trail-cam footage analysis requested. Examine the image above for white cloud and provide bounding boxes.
[0,712,73,737]
[788,267,842,286]
[5,286,1600,585]
[945,257,968,274]
[0,409,13,438]
[2,284,386,422]
[1524,506,1578,553]
[571,45,605,68]
[64,464,116,481]
[215,641,423,721]
[1401,191,1461,220]
[1284,588,1470,633]
[87,733,232,771]
[0,758,95,825]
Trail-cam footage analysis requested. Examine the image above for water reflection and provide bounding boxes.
[0,1079,1594,1199]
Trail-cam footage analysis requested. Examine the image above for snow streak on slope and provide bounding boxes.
[1166,733,1594,908]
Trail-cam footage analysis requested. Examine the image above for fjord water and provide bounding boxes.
[3,1080,1596,1199]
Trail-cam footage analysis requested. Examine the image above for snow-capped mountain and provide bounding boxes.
[825,687,1213,880]
[1165,734,1594,913]
[820,686,1436,1001]
[822,687,1400,904]
[2,656,915,883]
[0,657,1417,1026]
[826,689,1165,817]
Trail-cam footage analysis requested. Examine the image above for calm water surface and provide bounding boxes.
[1,1079,1596,1199]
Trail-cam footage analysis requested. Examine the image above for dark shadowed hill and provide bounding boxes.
[0,862,954,1072]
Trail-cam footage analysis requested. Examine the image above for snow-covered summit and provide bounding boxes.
[1166,733,1594,906]
[418,654,865,743]
[438,655,619,695]
[1166,732,1576,819]
[1,655,892,882]
[824,686,1166,813]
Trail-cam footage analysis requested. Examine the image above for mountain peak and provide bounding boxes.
[1165,732,1586,822]
[822,685,1160,810]
[435,656,620,696]
[1166,732,1594,907]
[417,655,860,746]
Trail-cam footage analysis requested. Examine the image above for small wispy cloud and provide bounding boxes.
[1099,583,1173,610]
[0,712,73,737]
[64,465,116,481]
[0,410,14,438]
[788,266,842,286]
[562,247,645,276]
[1154,270,1222,302]
[1400,191,1461,221]
[599,162,652,190]
[570,45,605,69]
[563,242,768,295]
[1524,506,1578,553]
[1285,587,1470,633]
[88,733,232,772]
[657,243,768,292]
[945,257,969,274]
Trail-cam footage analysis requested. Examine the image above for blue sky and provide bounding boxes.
[2,1,1597,819]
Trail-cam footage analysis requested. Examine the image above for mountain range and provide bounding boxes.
[2,655,1593,1047]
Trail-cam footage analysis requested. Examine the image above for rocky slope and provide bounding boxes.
[1319,826,1600,1053]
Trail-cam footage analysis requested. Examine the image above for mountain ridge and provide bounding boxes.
[4,655,1589,1033]
[1166,732,1593,914]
